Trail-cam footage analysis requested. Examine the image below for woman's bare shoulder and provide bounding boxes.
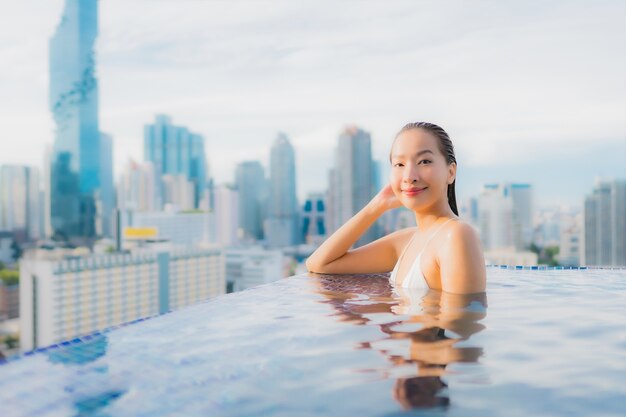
[447,219,481,242]
[439,219,486,294]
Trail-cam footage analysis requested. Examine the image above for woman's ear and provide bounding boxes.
[447,162,457,184]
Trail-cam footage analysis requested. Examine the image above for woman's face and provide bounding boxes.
[389,128,456,212]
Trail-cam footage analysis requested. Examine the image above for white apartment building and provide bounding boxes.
[20,247,223,351]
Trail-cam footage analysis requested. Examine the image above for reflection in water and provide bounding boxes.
[47,334,108,365]
[310,273,487,410]
[47,334,127,415]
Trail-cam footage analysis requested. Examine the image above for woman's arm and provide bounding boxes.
[438,222,487,294]
[306,184,406,274]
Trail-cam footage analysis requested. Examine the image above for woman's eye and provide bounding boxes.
[393,163,404,167]
[418,159,432,165]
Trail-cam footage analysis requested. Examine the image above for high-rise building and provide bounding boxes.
[144,115,208,208]
[235,161,266,241]
[213,184,239,246]
[117,160,160,213]
[49,0,112,243]
[20,247,224,350]
[583,178,626,266]
[98,133,114,237]
[162,174,195,211]
[0,165,41,241]
[266,133,299,247]
[43,144,53,238]
[327,126,378,247]
[301,192,326,245]
[479,183,533,251]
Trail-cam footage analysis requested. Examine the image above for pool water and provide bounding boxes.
[1,268,625,416]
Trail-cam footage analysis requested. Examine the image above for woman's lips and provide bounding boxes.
[402,187,427,197]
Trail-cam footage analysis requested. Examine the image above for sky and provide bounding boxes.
[0,0,624,207]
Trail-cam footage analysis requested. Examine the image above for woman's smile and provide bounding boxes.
[402,186,427,197]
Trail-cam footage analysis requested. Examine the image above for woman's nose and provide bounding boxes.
[403,166,418,183]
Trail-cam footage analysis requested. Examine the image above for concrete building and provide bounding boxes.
[326,126,378,247]
[117,160,160,213]
[583,178,626,266]
[0,232,14,265]
[162,174,195,211]
[484,249,538,266]
[301,192,326,246]
[235,161,267,241]
[224,247,282,293]
[0,165,41,241]
[266,133,299,248]
[20,247,223,350]
[479,183,533,251]
[0,280,19,320]
[122,210,215,247]
[144,115,208,208]
[213,185,239,246]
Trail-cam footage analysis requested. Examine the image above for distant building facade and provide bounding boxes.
[266,133,299,247]
[213,185,239,246]
[0,165,41,241]
[117,160,160,213]
[326,126,378,247]
[49,0,113,242]
[583,178,626,266]
[301,192,326,245]
[224,247,282,293]
[144,115,208,208]
[20,248,224,350]
[479,183,533,251]
[123,210,215,246]
[235,161,266,241]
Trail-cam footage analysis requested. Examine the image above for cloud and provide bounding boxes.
[0,0,624,206]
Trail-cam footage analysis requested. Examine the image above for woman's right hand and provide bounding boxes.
[369,183,403,214]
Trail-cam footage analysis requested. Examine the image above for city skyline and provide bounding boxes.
[0,0,624,206]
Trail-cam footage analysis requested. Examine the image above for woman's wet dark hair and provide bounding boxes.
[392,122,458,216]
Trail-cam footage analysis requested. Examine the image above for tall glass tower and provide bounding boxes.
[327,126,379,247]
[144,115,208,209]
[49,0,110,241]
[266,133,298,247]
[235,161,266,241]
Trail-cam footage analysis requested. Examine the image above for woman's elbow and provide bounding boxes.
[305,257,319,273]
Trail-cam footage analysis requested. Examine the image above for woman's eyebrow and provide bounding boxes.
[391,149,434,159]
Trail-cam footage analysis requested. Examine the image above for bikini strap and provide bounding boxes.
[420,218,456,251]
[397,228,419,263]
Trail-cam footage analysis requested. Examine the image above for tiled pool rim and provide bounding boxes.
[2,264,625,363]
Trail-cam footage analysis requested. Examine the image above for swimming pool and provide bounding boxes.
[1,267,625,416]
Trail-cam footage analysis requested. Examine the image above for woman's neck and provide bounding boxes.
[413,202,457,231]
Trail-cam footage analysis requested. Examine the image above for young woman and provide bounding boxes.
[306,122,486,295]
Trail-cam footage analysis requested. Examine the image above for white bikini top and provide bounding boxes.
[389,218,456,288]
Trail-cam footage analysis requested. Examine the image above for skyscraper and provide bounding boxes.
[117,160,160,213]
[265,133,298,247]
[479,183,533,251]
[213,184,239,246]
[235,161,266,241]
[327,126,378,247]
[98,133,114,237]
[583,178,626,266]
[49,0,113,242]
[144,115,208,209]
[0,165,41,241]
[301,192,326,245]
